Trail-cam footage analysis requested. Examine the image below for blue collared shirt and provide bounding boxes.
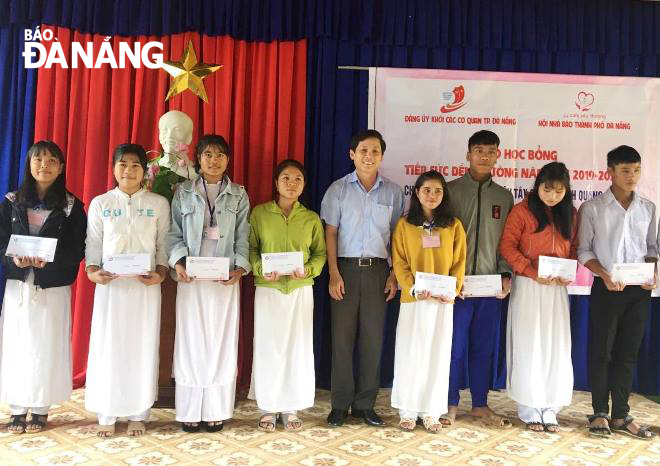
[320,171,404,259]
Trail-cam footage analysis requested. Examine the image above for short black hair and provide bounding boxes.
[16,140,68,210]
[112,143,148,172]
[350,129,386,153]
[194,134,231,173]
[468,130,500,150]
[607,145,641,168]
[406,170,454,228]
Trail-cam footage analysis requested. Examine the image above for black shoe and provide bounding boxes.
[352,408,385,427]
[327,409,348,427]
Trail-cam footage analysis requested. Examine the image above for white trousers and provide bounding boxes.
[10,405,49,416]
[175,381,236,422]
[517,404,560,424]
[98,408,151,426]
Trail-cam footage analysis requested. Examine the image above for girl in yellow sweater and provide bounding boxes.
[391,170,466,432]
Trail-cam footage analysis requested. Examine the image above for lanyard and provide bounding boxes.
[202,179,218,227]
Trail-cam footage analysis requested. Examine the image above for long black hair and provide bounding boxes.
[406,170,454,228]
[16,140,67,209]
[528,162,573,240]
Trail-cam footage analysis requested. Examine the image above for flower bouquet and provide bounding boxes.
[145,143,197,202]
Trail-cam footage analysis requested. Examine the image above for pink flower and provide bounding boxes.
[177,158,187,168]
[149,163,161,177]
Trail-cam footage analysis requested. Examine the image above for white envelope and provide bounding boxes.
[5,234,58,262]
[414,271,457,299]
[538,256,578,282]
[462,275,502,297]
[103,253,151,276]
[610,262,655,286]
[186,256,230,280]
[261,251,304,275]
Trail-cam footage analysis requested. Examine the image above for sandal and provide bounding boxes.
[526,421,544,432]
[587,413,612,438]
[258,414,277,432]
[422,416,442,434]
[475,413,512,429]
[281,413,303,431]
[127,420,146,437]
[182,422,200,433]
[544,423,560,433]
[399,418,416,431]
[7,414,27,434]
[96,424,115,438]
[439,413,454,427]
[611,415,655,441]
[25,414,47,433]
[203,421,224,433]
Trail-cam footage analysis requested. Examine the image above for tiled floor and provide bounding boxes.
[0,389,658,465]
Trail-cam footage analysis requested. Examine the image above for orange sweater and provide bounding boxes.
[498,198,578,279]
[392,216,466,303]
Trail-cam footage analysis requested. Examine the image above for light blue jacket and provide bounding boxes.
[167,176,251,274]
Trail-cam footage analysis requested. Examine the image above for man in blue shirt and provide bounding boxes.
[321,129,404,427]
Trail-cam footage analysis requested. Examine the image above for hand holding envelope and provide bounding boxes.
[537,256,577,286]
[414,272,456,303]
[5,234,57,265]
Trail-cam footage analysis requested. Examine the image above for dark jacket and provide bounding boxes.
[0,191,87,289]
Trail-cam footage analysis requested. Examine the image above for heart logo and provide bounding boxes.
[576,91,594,111]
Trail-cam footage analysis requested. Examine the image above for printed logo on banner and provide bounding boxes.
[575,91,595,112]
[440,85,467,113]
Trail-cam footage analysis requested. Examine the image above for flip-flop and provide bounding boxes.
[127,420,146,437]
[611,415,655,441]
[7,414,27,434]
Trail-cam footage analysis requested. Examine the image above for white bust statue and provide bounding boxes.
[158,110,197,179]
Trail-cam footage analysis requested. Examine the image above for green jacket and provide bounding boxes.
[447,173,514,275]
[249,200,327,294]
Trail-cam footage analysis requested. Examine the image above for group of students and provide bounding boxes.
[0,129,655,442]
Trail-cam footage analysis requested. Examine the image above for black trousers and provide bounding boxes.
[330,259,389,410]
[589,277,651,419]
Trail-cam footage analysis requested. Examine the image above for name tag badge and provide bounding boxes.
[422,234,441,248]
[203,226,219,240]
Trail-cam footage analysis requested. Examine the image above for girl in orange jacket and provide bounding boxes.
[499,162,578,433]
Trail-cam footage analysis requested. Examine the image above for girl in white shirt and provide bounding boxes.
[85,144,170,438]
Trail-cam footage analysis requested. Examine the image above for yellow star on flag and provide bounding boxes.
[161,40,221,103]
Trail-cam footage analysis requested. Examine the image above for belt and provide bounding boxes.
[338,257,388,267]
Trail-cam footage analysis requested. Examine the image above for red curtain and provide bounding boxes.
[33,25,307,389]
